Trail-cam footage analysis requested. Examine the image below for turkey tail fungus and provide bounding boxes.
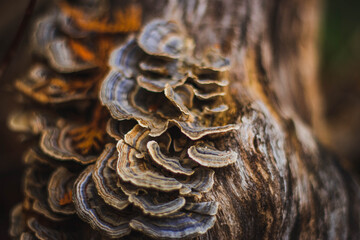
[7,0,360,239]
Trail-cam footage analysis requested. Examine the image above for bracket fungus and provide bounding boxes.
[10,3,239,238]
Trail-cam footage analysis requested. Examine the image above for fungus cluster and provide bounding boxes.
[9,1,238,239]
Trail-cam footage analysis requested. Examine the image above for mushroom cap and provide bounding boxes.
[188,141,238,167]
[109,38,145,78]
[40,123,98,164]
[179,168,215,196]
[15,64,96,104]
[92,144,129,210]
[100,71,169,136]
[124,124,171,154]
[27,218,69,240]
[147,140,194,175]
[171,119,239,140]
[106,118,136,141]
[9,203,26,238]
[47,167,76,215]
[116,140,182,191]
[138,19,187,59]
[8,110,49,135]
[32,14,59,56]
[73,165,132,238]
[119,181,186,217]
[137,74,187,93]
[46,38,97,73]
[130,211,216,239]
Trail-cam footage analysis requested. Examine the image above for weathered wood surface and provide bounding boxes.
[135,0,360,239]
[4,0,359,239]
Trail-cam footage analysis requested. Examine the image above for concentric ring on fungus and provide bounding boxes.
[98,18,239,238]
[9,5,240,238]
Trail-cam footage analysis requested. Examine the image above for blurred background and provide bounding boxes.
[0,0,359,239]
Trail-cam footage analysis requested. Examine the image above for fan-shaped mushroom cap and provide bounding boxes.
[73,165,132,238]
[24,164,52,201]
[124,124,171,154]
[47,38,97,73]
[100,71,169,136]
[106,118,137,141]
[184,201,219,216]
[40,122,98,164]
[32,196,68,222]
[27,218,69,240]
[191,75,229,87]
[130,211,216,239]
[9,204,26,238]
[190,85,226,100]
[93,144,129,210]
[194,48,231,73]
[32,14,59,56]
[171,119,238,140]
[8,110,48,134]
[147,140,194,175]
[137,74,187,93]
[119,181,186,217]
[116,140,182,191]
[203,104,229,115]
[138,19,188,59]
[139,57,178,76]
[23,147,56,166]
[179,168,215,196]
[15,64,95,104]
[164,84,192,119]
[57,9,89,38]
[131,195,186,217]
[32,14,97,73]
[47,167,76,215]
[109,38,145,78]
[188,141,237,167]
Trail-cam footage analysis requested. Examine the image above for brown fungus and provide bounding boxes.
[40,121,100,164]
[10,9,240,238]
[93,144,129,211]
[188,141,238,168]
[138,19,190,59]
[32,15,96,73]
[119,181,186,217]
[27,218,69,240]
[147,140,194,175]
[101,19,238,139]
[100,71,169,136]
[47,167,76,215]
[116,140,182,191]
[9,204,26,238]
[73,165,132,238]
[8,110,48,135]
[129,211,216,239]
[15,64,96,104]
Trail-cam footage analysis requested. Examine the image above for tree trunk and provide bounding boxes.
[7,0,360,239]
[140,0,360,239]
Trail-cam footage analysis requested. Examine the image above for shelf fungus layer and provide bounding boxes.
[10,10,239,239]
[97,18,238,238]
[101,19,238,139]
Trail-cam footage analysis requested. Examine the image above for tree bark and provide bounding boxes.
[136,0,360,239]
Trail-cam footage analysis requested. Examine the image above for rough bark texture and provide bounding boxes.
[2,0,359,239]
[135,0,360,239]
